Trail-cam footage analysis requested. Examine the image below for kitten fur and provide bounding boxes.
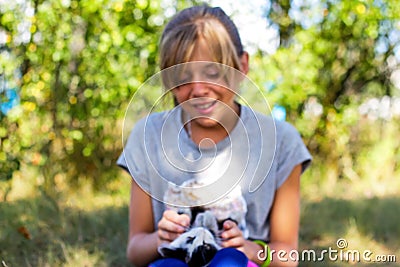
[158,210,221,267]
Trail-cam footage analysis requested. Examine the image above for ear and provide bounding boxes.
[158,246,187,262]
[239,52,249,75]
[189,244,218,267]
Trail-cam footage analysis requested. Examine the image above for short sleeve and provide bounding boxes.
[275,121,312,188]
[116,118,150,191]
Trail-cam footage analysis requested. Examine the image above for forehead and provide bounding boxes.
[189,38,216,62]
[173,61,229,86]
[179,61,220,74]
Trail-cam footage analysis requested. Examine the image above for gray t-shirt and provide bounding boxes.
[117,105,311,241]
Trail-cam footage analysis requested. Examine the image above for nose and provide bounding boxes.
[190,81,209,97]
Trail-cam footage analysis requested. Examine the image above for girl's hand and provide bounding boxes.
[157,210,190,246]
[220,220,246,252]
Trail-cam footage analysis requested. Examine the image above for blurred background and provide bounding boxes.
[1,0,399,266]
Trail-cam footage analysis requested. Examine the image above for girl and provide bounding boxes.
[118,4,311,267]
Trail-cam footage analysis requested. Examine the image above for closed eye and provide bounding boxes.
[177,70,192,85]
[203,65,221,80]
[204,71,219,79]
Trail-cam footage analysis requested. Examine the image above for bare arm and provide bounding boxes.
[220,164,302,267]
[126,177,190,267]
[126,178,159,266]
[267,163,302,267]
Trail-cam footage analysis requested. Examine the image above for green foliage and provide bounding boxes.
[300,196,400,267]
[1,0,399,193]
[0,0,197,192]
[267,0,399,109]
[0,177,399,266]
[0,181,131,266]
[255,0,400,181]
[1,1,399,265]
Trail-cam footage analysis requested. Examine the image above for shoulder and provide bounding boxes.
[272,120,305,156]
[240,105,274,128]
[241,105,301,134]
[274,120,312,173]
[123,110,174,149]
[129,110,173,132]
[275,120,301,139]
[241,105,305,148]
[140,110,172,126]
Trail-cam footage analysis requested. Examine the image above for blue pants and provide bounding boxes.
[149,247,248,267]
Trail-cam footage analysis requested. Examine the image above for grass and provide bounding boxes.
[298,161,400,267]
[0,174,132,267]
[1,165,399,266]
[299,196,400,266]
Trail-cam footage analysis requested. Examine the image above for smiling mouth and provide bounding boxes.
[190,101,218,116]
[194,101,217,110]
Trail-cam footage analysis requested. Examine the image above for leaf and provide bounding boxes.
[17,226,31,240]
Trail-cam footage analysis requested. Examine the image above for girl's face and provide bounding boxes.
[172,38,247,129]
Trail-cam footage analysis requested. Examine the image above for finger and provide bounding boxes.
[220,228,238,240]
[221,236,245,249]
[221,222,240,239]
[222,220,236,230]
[158,228,181,243]
[164,210,190,227]
[158,216,187,233]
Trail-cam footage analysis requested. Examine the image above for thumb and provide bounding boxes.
[178,213,190,227]
[223,220,235,229]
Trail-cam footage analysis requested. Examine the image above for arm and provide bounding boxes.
[126,178,159,266]
[127,177,190,267]
[266,163,302,267]
[220,164,302,267]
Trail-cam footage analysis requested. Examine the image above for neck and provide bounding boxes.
[184,103,240,147]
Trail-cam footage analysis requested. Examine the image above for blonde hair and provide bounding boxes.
[159,5,244,71]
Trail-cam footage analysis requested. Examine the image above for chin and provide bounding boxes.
[194,118,219,128]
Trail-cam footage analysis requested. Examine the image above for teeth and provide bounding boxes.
[196,102,214,109]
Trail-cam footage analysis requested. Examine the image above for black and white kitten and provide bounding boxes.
[158,210,221,267]
[159,179,248,266]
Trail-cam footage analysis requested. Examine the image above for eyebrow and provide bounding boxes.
[204,63,216,68]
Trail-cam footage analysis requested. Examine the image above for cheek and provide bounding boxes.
[226,89,236,100]
[172,87,189,103]
[215,92,236,109]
